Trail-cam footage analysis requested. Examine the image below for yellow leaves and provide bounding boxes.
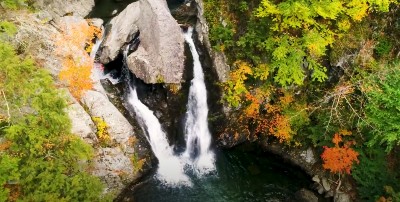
[346,0,369,21]
[338,19,351,32]
[92,117,111,145]
[256,0,281,17]
[268,114,293,143]
[56,20,101,99]
[303,29,334,58]
[279,94,294,108]
[312,0,344,20]
[224,60,254,107]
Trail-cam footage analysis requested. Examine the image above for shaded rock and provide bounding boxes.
[295,188,319,202]
[170,0,197,24]
[322,177,331,191]
[335,193,351,202]
[300,147,316,164]
[259,142,318,176]
[98,2,140,64]
[312,175,320,184]
[126,0,185,84]
[194,0,230,82]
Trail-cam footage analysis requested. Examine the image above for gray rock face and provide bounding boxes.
[10,6,148,194]
[34,0,94,19]
[99,0,185,84]
[82,90,134,146]
[98,2,141,64]
[93,147,135,192]
[128,0,185,84]
[67,97,97,145]
[295,188,319,202]
[194,0,230,82]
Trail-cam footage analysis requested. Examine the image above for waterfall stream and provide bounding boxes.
[122,46,191,186]
[91,27,312,201]
[183,27,215,175]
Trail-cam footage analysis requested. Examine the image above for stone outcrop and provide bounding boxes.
[99,0,185,84]
[34,0,94,19]
[98,2,140,64]
[131,0,185,83]
[66,94,97,145]
[82,90,134,146]
[193,0,230,82]
[10,10,149,193]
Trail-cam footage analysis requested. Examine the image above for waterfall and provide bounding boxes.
[123,46,191,186]
[183,27,215,174]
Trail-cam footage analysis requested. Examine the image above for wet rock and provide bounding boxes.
[295,188,319,202]
[98,2,140,64]
[170,0,197,24]
[126,0,185,84]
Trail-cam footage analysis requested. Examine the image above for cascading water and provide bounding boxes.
[183,27,215,174]
[122,46,191,186]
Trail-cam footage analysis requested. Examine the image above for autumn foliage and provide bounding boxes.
[56,20,101,99]
[321,131,359,174]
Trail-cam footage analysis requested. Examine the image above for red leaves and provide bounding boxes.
[321,132,359,174]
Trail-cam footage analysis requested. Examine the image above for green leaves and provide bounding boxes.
[363,63,400,152]
[0,40,107,201]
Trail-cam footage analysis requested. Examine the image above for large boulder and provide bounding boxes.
[99,0,185,84]
[127,0,185,84]
[98,2,141,64]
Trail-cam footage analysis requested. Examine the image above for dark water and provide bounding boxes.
[124,146,312,202]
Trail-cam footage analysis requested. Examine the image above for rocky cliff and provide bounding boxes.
[98,0,185,84]
[7,1,151,194]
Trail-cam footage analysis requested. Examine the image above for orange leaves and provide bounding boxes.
[56,20,101,99]
[332,133,342,145]
[321,132,359,174]
[59,62,93,99]
[268,113,293,142]
[0,140,11,151]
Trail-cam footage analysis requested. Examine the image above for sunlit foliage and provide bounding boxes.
[56,20,101,99]
[0,22,108,201]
